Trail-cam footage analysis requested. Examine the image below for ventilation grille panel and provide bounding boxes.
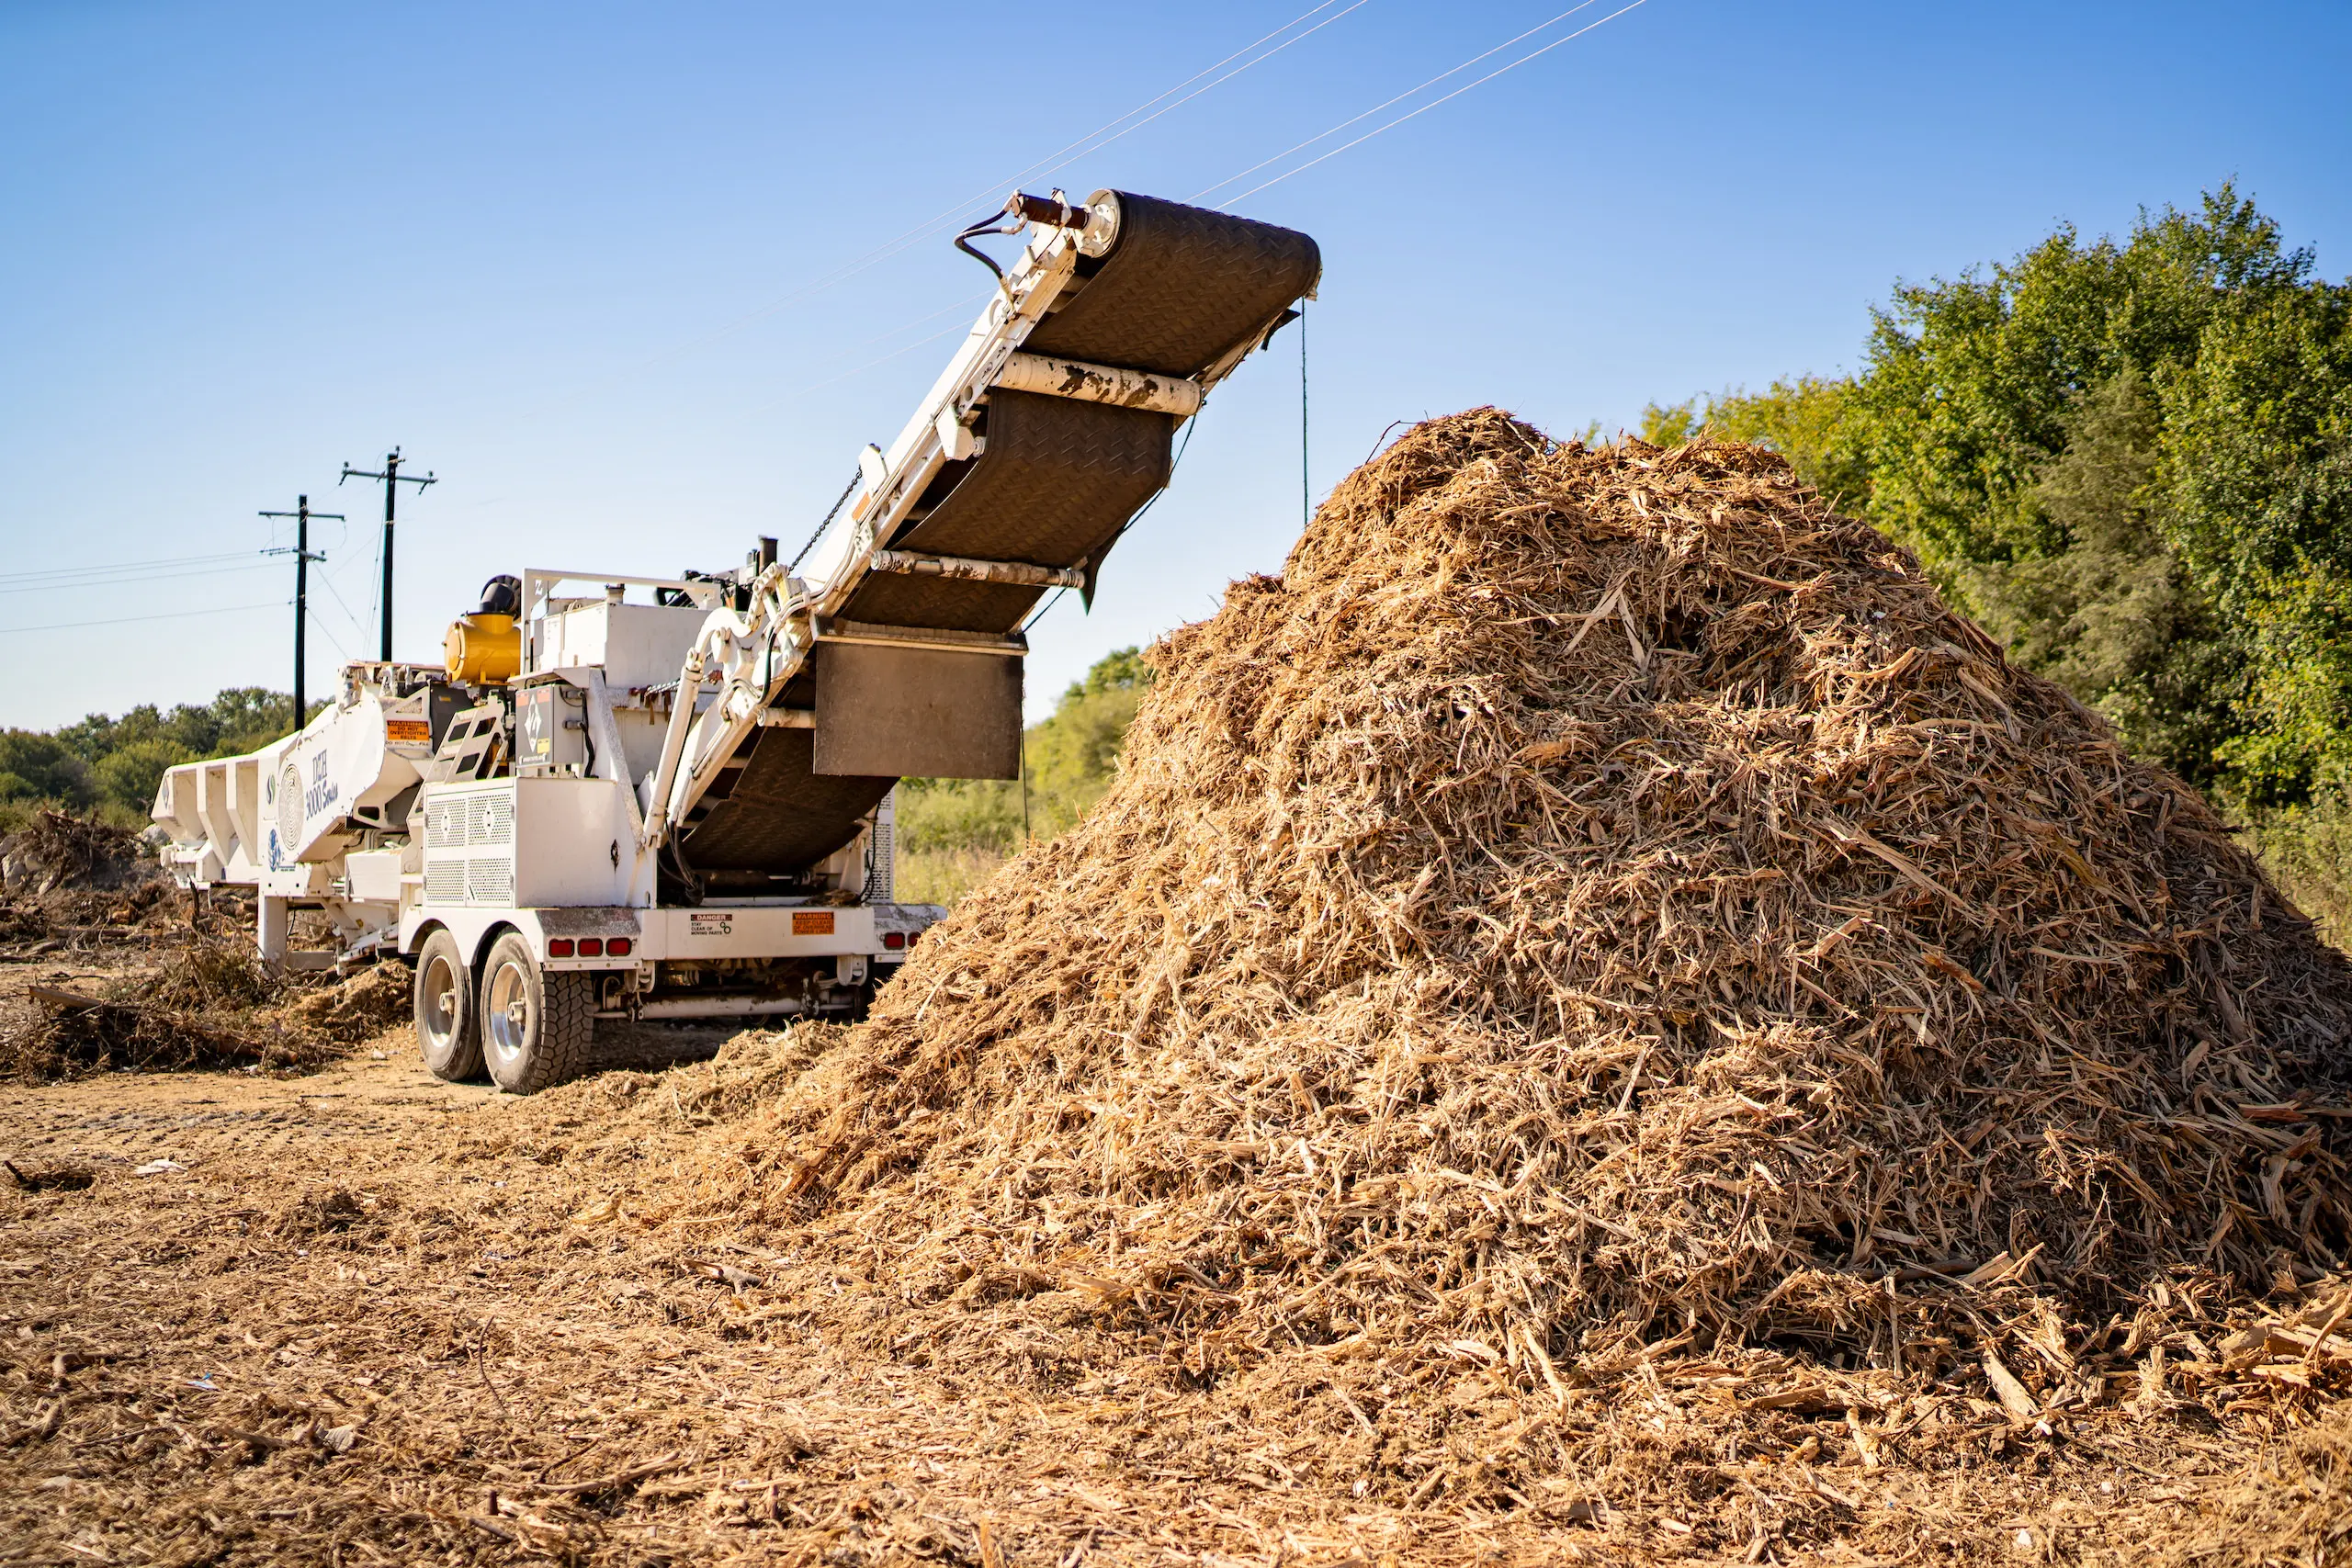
[468,856,514,905]
[424,859,468,904]
[420,784,520,907]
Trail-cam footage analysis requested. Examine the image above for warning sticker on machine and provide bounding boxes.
[688,912,733,937]
[384,719,430,744]
[793,910,835,936]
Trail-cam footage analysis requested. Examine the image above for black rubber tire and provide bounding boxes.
[413,929,484,1083]
[476,931,594,1095]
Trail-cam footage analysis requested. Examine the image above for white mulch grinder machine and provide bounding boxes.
[152,189,1319,1092]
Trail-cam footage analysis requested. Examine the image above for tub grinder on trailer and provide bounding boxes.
[149,188,1321,1092]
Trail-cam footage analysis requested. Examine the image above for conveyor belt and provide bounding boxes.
[837,390,1173,633]
[675,729,895,886]
[677,192,1317,884]
[1023,193,1323,377]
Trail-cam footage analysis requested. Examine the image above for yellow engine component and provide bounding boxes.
[444,613,520,686]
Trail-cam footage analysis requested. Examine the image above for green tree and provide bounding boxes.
[1642,186,2352,805]
[2,686,305,829]
[1841,186,2316,593]
[95,738,199,815]
[1957,367,2242,782]
[0,732,96,809]
[1638,186,2352,927]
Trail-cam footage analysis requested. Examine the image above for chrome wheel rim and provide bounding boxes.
[421,953,463,1049]
[483,957,533,1067]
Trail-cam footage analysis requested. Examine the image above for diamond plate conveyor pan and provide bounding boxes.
[679,193,1321,884]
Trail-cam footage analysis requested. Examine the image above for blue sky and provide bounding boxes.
[3,0,2346,729]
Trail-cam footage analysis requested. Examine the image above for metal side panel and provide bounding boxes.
[813,643,1021,781]
[1023,192,1322,377]
[676,727,896,876]
[638,904,877,960]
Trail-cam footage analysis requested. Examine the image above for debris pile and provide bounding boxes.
[669,412,2352,1500]
[0,809,177,959]
[280,960,412,1044]
[0,809,150,896]
[1,937,401,1079]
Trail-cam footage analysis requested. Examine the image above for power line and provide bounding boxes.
[313,562,373,642]
[967,0,1365,214]
[0,549,258,586]
[700,0,1367,336]
[0,600,287,636]
[990,0,1374,202]
[308,606,356,663]
[748,0,1631,427]
[483,1,1368,435]
[259,495,341,728]
[1193,0,1601,203]
[1216,0,1654,207]
[0,559,278,597]
[339,448,436,661]
[786,321,975,397]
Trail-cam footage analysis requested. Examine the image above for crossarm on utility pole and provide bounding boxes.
[338,448,436,661]
[260,496,342,731]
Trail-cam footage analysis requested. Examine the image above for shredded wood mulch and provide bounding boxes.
[5,411,2352,1563]
[4,1033,2348,1567]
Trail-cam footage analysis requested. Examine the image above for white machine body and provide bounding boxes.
[151,593,936,1012]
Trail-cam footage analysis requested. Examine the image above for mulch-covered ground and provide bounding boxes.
[2,1029,2347,1566]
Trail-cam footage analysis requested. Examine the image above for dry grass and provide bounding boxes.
[896,844,1014,908]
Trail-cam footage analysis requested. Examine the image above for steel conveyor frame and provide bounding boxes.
[639,189,1319,882]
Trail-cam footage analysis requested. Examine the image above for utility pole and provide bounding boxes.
[260,496,342,731]
[339,448,436,661]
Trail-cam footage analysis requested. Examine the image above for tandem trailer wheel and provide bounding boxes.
[413,929,484,1083]
[477,931,594,1094]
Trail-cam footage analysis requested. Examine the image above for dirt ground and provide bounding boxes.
[3,949,2349,1567]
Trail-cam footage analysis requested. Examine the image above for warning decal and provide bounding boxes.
[793,910,835,936]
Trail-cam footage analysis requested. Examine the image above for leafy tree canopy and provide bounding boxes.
[1645,186,2352,804]
[1,688,310,822]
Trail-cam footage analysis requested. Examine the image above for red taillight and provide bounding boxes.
[606,936,632,957]
[578,937,604,957]
[547,938,575,957]
[882,931,907,950]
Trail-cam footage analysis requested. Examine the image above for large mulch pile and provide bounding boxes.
[646,411,2352,1532]
[8,412,2352,1566]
